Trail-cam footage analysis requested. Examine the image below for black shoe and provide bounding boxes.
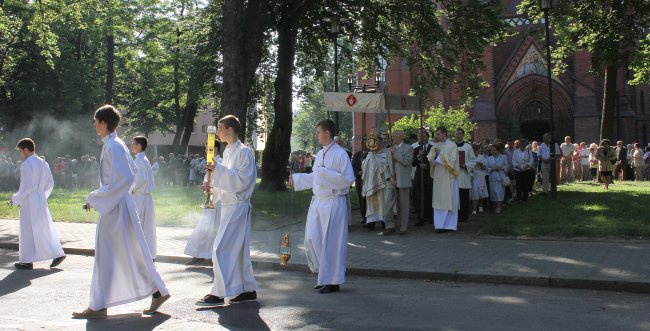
[434,229,445,234]
[50,255,66,268]
[365,222,376,230]
[230,291,257,304]
[319,285,340,294]
[195,294,224,306]
[415,221,424,226]
[14,262,33,270]
[313,285,324,290]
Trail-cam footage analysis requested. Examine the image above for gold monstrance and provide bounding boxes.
[203,125,217,209]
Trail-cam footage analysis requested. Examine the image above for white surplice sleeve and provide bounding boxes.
[130,158,146,193]
[86,143,134,216]
[42,161,54,199]
[11,160,34,206]
[465,146,477,173]
[212,148,255,193]
[292,172,314,191]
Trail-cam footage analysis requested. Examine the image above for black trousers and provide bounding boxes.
[413,176,433,221]
[459,188,470,221]
[355,178,366,222]
[514,170,533,201]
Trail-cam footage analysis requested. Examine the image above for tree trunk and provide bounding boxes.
[260,1,310,192]
[220,0,269,141]
[172,5,185,147]
[600,65,617,140]
[175,90,199,152]
[105,34,114,105]
[260,18,299,191]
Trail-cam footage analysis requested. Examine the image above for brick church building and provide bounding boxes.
[352,0,649,151]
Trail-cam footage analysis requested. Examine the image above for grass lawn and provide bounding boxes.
[0,179,358,231]
[479,181,650,240]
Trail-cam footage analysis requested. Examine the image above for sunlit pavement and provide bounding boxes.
[1,250,649,331]
[1,218,650,294]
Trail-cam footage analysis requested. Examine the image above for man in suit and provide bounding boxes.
[412,128,433,226]
[379,130,414,235]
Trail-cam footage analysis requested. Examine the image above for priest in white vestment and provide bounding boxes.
[196,115,258,306]
[130,136,157,259]
[428,127,460,232]
[361,134,387,225]
[74,105,169,319]
[290,119,355,294]
[10,138,65,270]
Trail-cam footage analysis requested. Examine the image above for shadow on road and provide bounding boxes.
[0,268,62,297]
[201,302,270,330]
[85,312,171,330]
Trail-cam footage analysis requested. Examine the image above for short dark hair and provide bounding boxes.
[316,119,337,137]
[436,126,447,135]
[600,139,610,146]
[133,136,148,151]
[16,138,35,152]
[94,104,121,132]
[456,128,465,135]
[218,115,241,134]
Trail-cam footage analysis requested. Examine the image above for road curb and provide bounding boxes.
[1,242,648,294]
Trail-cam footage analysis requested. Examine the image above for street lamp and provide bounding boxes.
[347,75,355,92]
[324,15,340,130]
[540,0,557,199]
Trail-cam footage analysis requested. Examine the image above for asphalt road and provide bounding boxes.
[0,249,649,331]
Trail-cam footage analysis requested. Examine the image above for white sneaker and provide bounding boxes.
[472,211,477,215]
[478,207,484,213]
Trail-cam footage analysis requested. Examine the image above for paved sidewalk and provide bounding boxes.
[1,218,649,293]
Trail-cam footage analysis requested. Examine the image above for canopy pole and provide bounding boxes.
[385,83,402,231]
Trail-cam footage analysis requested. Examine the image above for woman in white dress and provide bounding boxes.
[485,144,508,213]
[470,143,488,214]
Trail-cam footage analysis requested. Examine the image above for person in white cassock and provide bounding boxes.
[10,138,66,270]
[290,119,355,294]
[129,136,157,259]
[73,105,169,319]
[428,127,460,233]
[454,128,476,223]
[196,115,258,306]
[185,146,222,264]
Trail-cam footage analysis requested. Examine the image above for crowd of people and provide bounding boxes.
[0,151,212,191]
[302,129,650,235]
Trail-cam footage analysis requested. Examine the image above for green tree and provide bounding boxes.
[259,0,508,191]
[392,103,477,141]
[518,0,650,140]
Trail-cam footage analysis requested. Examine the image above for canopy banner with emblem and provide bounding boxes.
[324,92,420,115]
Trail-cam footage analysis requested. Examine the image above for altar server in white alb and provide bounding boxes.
[290,119,355,294]
[130,136,157,259]
[196,115,258,306]
[185,144,222,264]
[10,138,66,270]
[73,105,169,319]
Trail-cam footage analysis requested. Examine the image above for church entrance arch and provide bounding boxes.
[496,75,573,140]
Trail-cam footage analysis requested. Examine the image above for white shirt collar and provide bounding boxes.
[102,132,117,144]
[322,141,335,149]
